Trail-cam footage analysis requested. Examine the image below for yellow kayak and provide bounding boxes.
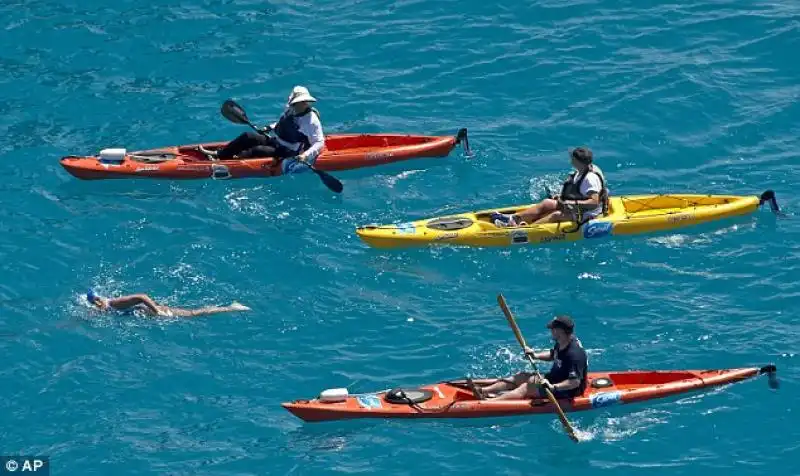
[355,191,780,249]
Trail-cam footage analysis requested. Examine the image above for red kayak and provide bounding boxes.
[60,129,468,180]
[282,365,777,422]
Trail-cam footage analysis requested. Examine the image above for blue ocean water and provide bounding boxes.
[1,0,799,474]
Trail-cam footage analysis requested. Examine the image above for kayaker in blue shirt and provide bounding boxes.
[198,86,325,174]
[472,315,588,400]
[492,147,609,227]
[85,289,250,318]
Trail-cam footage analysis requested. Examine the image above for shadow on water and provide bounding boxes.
[280,419,388,462]
[53,177,208,202]
[51,173,353,219]
[279,412,604,470]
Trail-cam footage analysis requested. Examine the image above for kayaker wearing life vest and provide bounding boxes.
[492,147,609,227]
[85,289,250,318]
[199,86,325,173]
[471,315,588,400]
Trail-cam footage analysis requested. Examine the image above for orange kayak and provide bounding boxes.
[282,365,776,422]
[60,129,468,180]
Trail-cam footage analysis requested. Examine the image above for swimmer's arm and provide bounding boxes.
[108,294,161,315]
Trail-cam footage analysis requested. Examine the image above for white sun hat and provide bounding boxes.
[287,86,317,105]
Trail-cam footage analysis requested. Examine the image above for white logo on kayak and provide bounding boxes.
[583,221,613,239]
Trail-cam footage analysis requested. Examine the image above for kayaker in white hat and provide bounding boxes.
[469,315,588,400]
[85,289,250,318]
[199,85,325,172]
[492,147,609,227]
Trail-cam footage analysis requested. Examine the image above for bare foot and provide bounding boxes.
[229,301,251,311]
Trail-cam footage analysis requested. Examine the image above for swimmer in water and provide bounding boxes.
[85,289,250,318]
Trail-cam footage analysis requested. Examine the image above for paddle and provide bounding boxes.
[497,293,580,443]
[220,99,343,193]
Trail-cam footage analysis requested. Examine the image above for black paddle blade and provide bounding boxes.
[315,169,343,193]
[221,99,252,125]
[298,160,342,193]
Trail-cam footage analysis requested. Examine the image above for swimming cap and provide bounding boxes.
[86,289,98,304]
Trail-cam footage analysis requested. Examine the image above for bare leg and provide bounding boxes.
[487,373,543,401]
[513,199,560,225]
[533,210,569,224]
[156,302,250,318]
[480,372,534,395]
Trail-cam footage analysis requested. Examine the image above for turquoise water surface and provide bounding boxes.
[2,0,799,474]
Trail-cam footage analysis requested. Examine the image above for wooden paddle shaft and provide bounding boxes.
[497,294,579,443]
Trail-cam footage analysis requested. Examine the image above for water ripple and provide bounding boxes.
[1,0,799,474]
